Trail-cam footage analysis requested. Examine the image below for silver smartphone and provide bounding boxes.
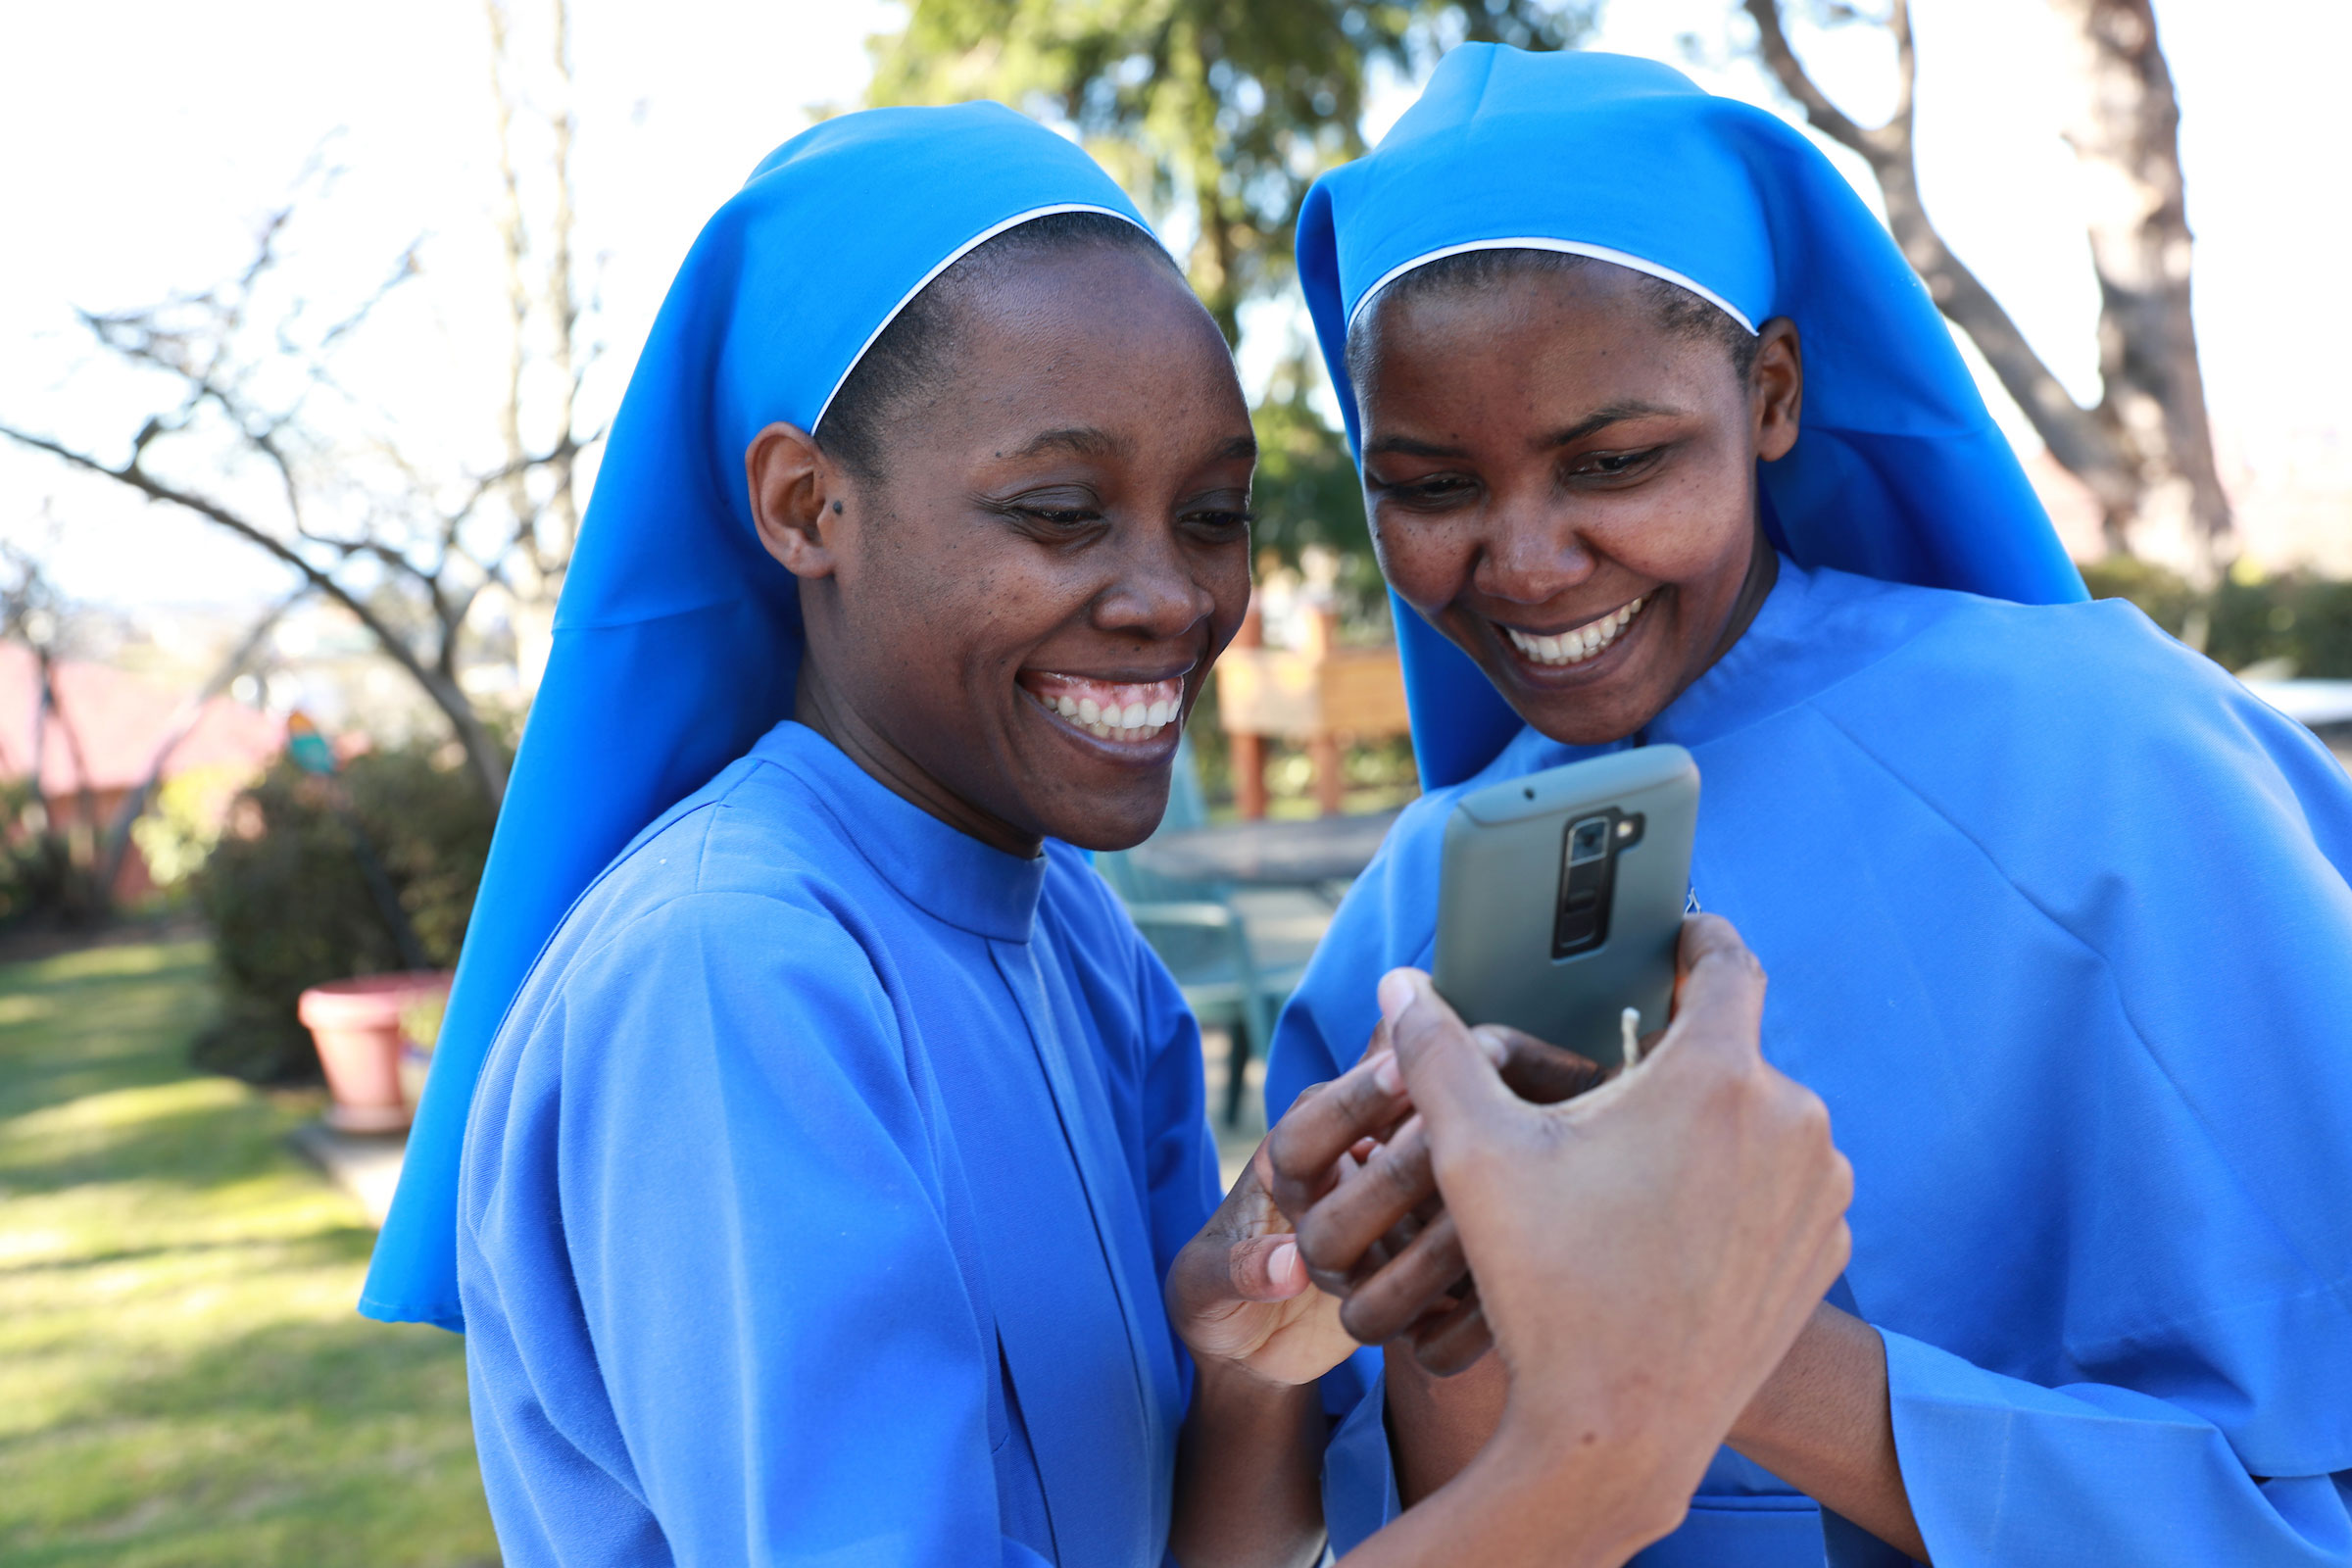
[1432,746,1698,1070]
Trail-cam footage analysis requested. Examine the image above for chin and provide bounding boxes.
[1032,781,1173,855]
[1503,665,1680,750]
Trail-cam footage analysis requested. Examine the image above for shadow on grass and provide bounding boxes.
[0,936,500,1568]
[1,1316,495,1568]
[0,940,219,1124]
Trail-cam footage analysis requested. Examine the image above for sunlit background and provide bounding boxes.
[3,3,2348,1562]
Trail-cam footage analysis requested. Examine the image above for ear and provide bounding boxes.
[746,421,851,579]
[1750,317,1803,464]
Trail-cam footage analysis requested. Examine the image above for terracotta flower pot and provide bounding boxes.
[299,971,454,1133]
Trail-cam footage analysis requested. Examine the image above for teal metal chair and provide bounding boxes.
[1096,737,1307,1125]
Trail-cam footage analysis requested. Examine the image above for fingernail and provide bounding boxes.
[1271,1240,1298,1286]
[1377,969,1425,1026]
[1373,1054,1402,1095]
[1477,1030,1507,1066]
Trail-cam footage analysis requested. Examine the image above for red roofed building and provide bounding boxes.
[0,644,287,901]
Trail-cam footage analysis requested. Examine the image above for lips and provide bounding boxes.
[1497,595,1648,667]
[1017,669,1186,744]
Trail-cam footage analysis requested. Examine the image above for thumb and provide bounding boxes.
[1381,969,1519,1145]
[1226,1234,1311,1302]
[1652,913,1769,1072]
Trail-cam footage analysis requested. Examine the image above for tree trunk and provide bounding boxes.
[2050,0,2231,573]
[1743,0,2229,571]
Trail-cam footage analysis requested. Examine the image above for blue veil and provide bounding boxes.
[1295,47,2087,788]
[361,106,1153,1329]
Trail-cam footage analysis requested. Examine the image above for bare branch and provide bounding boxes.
[1742,0,2138,514]
[1741,0,1884,160]
[0,419,505,799]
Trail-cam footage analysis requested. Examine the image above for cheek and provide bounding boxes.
[1589,460,1753,581]
[1368,511,1475,608]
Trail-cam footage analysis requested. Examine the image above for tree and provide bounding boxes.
[868,0,1597,346]
[0,0,598,808]
[0,542,105,925]
[1742,0,2228,568]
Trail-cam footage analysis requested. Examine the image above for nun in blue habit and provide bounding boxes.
[357,105,1364,1566]
[1271,46,2352,1568]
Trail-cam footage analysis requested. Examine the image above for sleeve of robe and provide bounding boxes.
[1265,798,1455,1554]
[1087,852,1227,1378]
[1820,635,2352,1568]
[461,890,1055,1568]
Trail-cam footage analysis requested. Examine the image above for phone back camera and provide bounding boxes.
[1554,811,1621,958]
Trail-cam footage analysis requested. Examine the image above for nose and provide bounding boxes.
[1470,494,1598,607]
[1093,523,1217,642]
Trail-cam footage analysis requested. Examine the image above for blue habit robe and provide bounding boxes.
[460,722,1221,1566]
[1271,562,2352,1566]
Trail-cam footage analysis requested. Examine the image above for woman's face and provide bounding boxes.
[753,244,1254,855]
[1354,264,1799,747]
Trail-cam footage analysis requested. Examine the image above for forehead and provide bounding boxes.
[909,248,1250,463]
[1360,266,1727,416]
[1379,263,1671,357]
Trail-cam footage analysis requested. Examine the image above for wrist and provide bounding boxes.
[1474,1402,1689,1565]
[1191,1347,1318,1410]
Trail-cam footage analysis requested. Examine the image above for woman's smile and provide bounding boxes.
[1017,668,1189,750]
[1494,591,1653,672]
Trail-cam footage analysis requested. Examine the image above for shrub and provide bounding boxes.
[2080,558,2352,679]
[192,741,498,1083]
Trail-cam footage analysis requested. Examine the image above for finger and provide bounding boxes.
[1477,1024,1609,1104]
[1294,1115,1440,1283]
[1407,1291,1494,1377]
[1266,1056,1412,1222]
[1224,1234,1313,1303]
[1647,914,1769,1073]
[1336,1208,1470,1346]
[1383,970,1521,1147]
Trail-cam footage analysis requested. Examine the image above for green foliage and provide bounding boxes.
[130,761,246,892]
[868,0,1596,339]
[0,783,105,934]
[0,937,496,1566]
[1251,369,1369,561]
[2080,558,2352,678]
[193,742,498,1083]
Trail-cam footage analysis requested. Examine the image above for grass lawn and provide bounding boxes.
[0,936,497,1568]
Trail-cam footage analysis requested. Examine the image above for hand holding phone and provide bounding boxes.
[1436,746,1698,1070]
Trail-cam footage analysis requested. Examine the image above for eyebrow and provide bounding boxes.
[1366,400,1687,460]
[1008,426,1128,462]
[1004,427,1257,466]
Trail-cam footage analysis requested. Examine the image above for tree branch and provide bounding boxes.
[1742,0,2139,514]
[0,420,507,801]
[1742,0,1886,161]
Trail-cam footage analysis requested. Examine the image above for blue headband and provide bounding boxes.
[1297,47,2086,789]
[362,104,1152,1329]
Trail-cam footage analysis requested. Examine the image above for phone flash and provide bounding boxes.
[1616,819,1635,838]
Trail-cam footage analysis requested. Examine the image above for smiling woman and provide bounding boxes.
[345,105,1360,1568]
[1272,44,2352,1568]
[743,211,1256,854]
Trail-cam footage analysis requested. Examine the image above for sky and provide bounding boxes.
[3,0,2347,612]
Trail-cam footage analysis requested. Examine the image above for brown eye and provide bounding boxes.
[1573,447,1663,480]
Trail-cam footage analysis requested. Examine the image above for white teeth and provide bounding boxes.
[1077,698,1101,723]
[1057,696,1079,717]
[1118,702,1145,728]
[1147,699,1172,726]
[1504,598,1646,667]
